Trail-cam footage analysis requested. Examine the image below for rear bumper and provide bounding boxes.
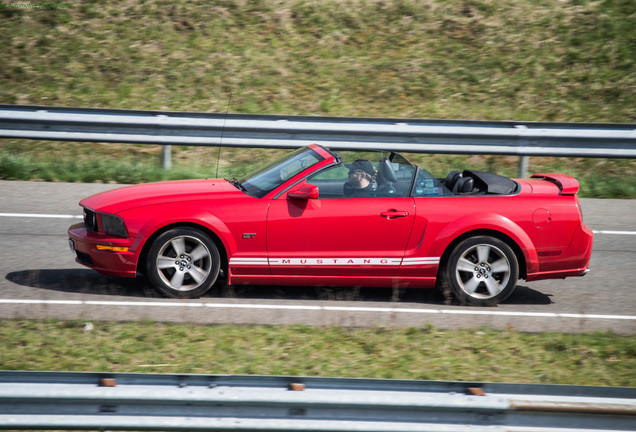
[527,265,590,282]
[578,266,591,277]
[527,223,593,282]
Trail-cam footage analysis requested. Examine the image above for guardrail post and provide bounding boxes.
[162,145,172,171]
[515,125,529,178]
[518,155,529,178]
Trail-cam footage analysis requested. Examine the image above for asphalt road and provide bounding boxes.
[1,180,635,334]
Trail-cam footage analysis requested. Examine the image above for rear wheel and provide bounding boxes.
[443,236,518,306]
[146,227,220,298]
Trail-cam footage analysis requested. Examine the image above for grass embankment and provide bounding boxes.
[2,320,635,386]
[2,143,635,198]
[0,1,635,383]
[1,0,635,196]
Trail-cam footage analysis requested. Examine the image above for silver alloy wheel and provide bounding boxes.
[455,243,511,299]
[155,235,212,292]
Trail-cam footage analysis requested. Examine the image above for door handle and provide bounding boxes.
[380,210,409,219]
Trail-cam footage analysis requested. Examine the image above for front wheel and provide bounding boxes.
[442,236,518,306]
[146,227,220,299]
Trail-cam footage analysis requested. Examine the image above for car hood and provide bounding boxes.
[80,179,243,214]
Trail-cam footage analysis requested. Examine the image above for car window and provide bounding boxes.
[240,147,324,198]
[307,152,416,198]
[412,168,453,196]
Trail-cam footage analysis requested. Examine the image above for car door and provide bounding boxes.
[266,162,416,277]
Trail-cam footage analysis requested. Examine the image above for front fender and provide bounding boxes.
[119,204,237,266]
[430,212,539,276]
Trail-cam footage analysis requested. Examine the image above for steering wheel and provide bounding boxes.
[379,157,398,183]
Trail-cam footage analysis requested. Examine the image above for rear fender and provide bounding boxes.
[431,213,539,277]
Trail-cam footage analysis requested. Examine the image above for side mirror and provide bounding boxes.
[288,184,319,200]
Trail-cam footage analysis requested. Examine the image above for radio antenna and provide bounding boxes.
[215,92,232,179]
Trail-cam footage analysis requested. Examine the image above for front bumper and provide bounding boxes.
[68,223,138,278]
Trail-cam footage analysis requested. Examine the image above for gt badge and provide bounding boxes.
[242,233,256,239]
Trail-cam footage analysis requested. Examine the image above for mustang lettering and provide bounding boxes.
[68,145,593,305]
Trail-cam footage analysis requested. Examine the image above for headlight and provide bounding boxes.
[101,213,128,238]
[83,208,98,232]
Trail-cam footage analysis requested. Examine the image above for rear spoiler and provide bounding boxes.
[531,173,580,195]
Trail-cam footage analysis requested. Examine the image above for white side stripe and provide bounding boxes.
[401,257,440,265]
[230,257,441,267]
[229,258,268,266]
[269,258,403,266]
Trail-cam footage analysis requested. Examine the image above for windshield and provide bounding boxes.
[238,147,324,198]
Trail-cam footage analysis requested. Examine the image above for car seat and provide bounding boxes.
[453,176,475,194]
[446,171,462,191]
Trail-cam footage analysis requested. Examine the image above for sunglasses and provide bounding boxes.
[348,170,366,176]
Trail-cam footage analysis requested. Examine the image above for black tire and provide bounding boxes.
[146,227,220,299]
[442,236,518,306]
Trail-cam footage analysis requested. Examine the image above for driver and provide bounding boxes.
[343,160,376,198]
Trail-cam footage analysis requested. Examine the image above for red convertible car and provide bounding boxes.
[68,144,593,305]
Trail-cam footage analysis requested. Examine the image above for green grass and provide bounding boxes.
[2,141,635,198]
[0,0,634,196]
[2,320,635,386]
[1,0,634,121]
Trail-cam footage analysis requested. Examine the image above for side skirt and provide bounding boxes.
[228,274,438,289]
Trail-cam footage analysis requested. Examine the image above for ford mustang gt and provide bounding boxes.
[68,144,593,305]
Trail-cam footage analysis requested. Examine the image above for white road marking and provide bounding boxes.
[1,213,635,236]
[592,230,636,235]
[0,299,634,321]
[0,213,634,323]
[1,213,635,235]
[0,213,82,219]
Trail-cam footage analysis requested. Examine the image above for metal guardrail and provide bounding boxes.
[1,104,635,175]
[0,371,635,431]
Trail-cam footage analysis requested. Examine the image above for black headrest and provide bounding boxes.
[446,171,462,189]
[453,176,474,194]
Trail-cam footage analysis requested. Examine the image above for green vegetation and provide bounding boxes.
[2,143,635,198]
[0,0,634,196]
[2,0,634,119]
[1,2,633,385]
[2,320,635,386]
